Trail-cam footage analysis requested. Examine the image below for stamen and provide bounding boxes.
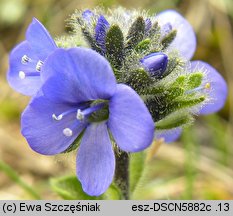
[18,71,40,79]
[21,55,30,64]
[52,114,63,121]
[76,109,84,120]
[36,60,44,71]
[19,71,26,79]
[52,108,78,122]
[185,83,211,94]
[63,128,73,137]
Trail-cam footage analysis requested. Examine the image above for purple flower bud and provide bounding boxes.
[140,52,168,77]
[82,10,94,23]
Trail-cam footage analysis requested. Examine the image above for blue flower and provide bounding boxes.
[140,52,168,77]
[21,48,154,196]
[155,61,228,143]
[7,18,57,96]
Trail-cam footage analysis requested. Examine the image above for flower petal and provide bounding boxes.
[77,123,115,196]
[156,10,196,60]
[26,18,57,60]
[154,127,182,143]
[41,48,116,104]
[108,84,154,152]
[21,92,87,155]
[7,41,42,96]
[191,61,228,115]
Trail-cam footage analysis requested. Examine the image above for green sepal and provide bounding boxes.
[147,21,160,38]
[174,96,205,108]
[161,29,177,50]
[135,38,151,53]
[50,175,121,200]
[145,95,205,122]
[125,16,145,52]
[129,152,146,194]
[164,57,185,77]
[171,75,186,87]
[76,18,96,49]
[80,26,97,50]
[156,112,194,130]
[186,72,203,89]
[143,85,184,99]
[167,86,185,99]
[126,68,151,93]
[105,24,124,69]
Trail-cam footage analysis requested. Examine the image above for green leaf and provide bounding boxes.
[50,175,121,200]
[161,29,177,50]
[50,176,97,200]
[106,24,124,69]
[129,152,146,194]
[125,16,145,52]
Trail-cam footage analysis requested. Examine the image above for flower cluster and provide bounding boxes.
[7,8,228,196]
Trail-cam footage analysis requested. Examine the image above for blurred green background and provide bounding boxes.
[0,0,233,199]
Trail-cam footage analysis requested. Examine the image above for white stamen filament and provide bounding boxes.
[63,128,73,137]
[21,55,30,64]
[52,114,63,121]
[76,109,84,120]
[36,60,44,71]
[19,71,26,79]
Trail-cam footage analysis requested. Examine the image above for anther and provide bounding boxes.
[205,83,211,90]
[76,109,84,120]
[52,114,63,121]
[18,71,26,79]
[63,128,73,137]
[21,55,30,64]
[36,60,44,71]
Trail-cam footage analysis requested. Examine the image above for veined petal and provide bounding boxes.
[41,48,116,104]
[77,123,115,196]
[7,41,42,96]
[156,10,196,60]
[21,92,87,155]
[108,84,154,152]
[26,18,57,60]
[191,61,228,115]
[154,127,182,143]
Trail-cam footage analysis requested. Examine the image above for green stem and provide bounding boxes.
[0,160,41,199]
[114,151,129,200]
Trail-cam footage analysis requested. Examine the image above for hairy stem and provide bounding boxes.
[114,151,129,200]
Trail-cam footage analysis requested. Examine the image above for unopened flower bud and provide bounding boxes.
[140,52,168,77]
